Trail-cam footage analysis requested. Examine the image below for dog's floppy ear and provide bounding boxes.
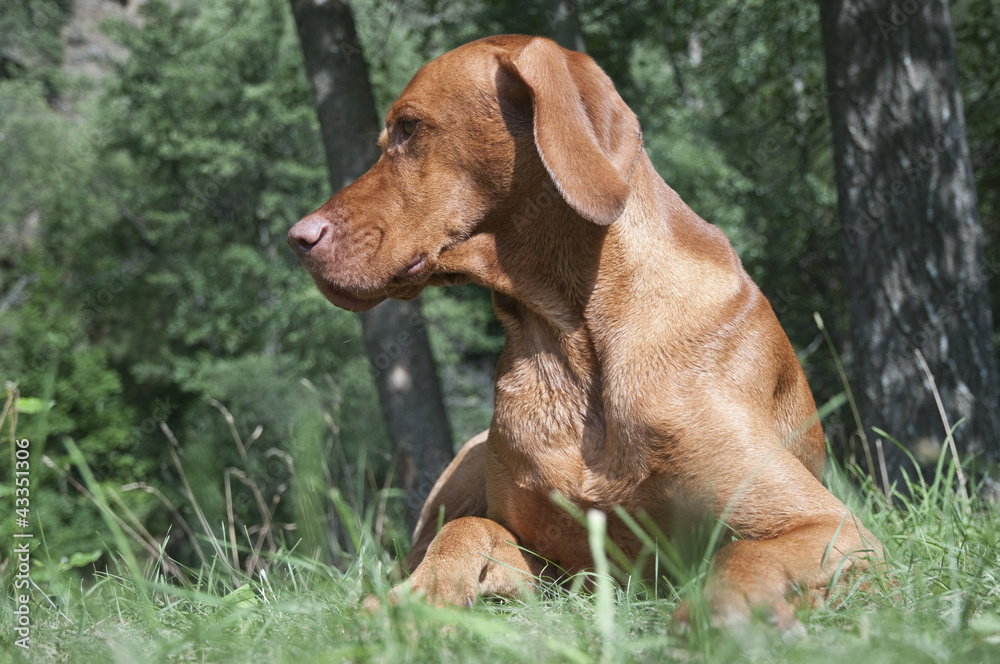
[501,37,640,226]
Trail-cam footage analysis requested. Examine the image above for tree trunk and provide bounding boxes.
[818,0,999,481]
[544,0,586,52]
[288,0,454,526]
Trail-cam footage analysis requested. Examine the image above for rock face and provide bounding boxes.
[61,0,143,79]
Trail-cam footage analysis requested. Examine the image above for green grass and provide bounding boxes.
[3,389,1000,663]
[5,456,1000,663]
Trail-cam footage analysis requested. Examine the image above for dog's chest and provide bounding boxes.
[491,339,609,488]
[488,345,665,561]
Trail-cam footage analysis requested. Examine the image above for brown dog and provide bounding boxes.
[288,35,882,628]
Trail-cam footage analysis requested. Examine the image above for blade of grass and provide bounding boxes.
[161,421,235,585]
[61,438,148,592]
[914,349,969,507]
[587,509,616,662]
[814,312,877,488]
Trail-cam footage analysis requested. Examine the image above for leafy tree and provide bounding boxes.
[92,0,398,558]
[0,75,149,561]
[0,0,72,96]
[2,0,398,567]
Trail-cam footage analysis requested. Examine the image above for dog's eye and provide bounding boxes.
[399,119,419,140]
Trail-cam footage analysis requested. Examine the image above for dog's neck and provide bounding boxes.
[480,152,752,494]
[488,153,747,380]
[448,152,747,385]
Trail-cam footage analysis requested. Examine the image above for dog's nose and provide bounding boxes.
[287,214,328,255]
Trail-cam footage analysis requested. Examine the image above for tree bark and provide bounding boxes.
[818,0,999,480]
[288,0,454,526]
[544,0,586,52]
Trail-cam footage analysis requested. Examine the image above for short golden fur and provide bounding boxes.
[288,35,882,629]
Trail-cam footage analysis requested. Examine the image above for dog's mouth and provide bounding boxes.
[308,253,436,312]
[313,279,387,312]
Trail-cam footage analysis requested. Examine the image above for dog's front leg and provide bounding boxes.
[676,515,880,631]
[669,436,884,630]
[370,516,543,609]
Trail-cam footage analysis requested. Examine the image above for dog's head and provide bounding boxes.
[288,35,641,312]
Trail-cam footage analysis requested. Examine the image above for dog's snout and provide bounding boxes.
[287,214,329,255]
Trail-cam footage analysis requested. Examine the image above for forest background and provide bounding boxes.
[1,0,998,580]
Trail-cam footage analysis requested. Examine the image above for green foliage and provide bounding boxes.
[352,0,430,116]
[0,0,72,96]
[422,285,504,442]
[0,73,144,558]
[85,0,394,558]
[1,0,390,566]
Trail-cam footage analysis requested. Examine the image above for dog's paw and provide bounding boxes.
[361,588,402,612]
[674,589,806,636]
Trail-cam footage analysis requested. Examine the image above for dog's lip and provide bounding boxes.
[303,253,434,311]
[400,253,429,279]
[315,279,386,312]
